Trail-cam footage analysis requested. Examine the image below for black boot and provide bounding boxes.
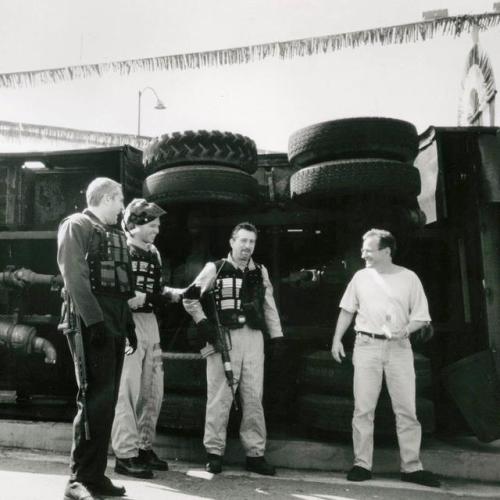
[401,470,441,487]
[138,448,169,471]
[347,466,372,482]
[206,453,222,474]
[245,456,276,476]
[115,456,154,479]
[86,476,126,497]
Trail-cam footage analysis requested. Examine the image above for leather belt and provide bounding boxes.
[356,330,387,340]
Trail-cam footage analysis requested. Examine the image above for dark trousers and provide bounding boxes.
[67,297,128,484]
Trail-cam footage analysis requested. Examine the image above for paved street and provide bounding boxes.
[1,448,499,500]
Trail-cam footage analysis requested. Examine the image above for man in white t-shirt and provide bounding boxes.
[331,228,440,488]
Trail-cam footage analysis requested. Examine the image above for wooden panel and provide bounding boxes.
[0,165,26,227]
[30,171,96,228]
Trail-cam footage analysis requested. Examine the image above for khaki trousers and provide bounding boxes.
[352,334,423,473]
[111,312,164,458]
[204,326,266,457]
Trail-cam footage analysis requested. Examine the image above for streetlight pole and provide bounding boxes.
[137,86,166,137]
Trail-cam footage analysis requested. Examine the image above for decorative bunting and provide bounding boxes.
[1,12,499,88]
[0,120,151,149]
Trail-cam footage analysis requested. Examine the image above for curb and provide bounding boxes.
[1,420,499,482]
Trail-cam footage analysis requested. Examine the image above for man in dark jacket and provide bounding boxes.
[58,177,137,500]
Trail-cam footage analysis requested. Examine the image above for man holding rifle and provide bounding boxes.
[183,222,284,476]
[57,177,137,500]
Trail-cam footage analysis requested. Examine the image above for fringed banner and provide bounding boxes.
[0,120,151,149]
[1,12,500,88]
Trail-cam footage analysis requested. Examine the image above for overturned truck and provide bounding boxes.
[0,120,499,442]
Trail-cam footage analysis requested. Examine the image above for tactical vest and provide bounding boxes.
[129,244,163,313]
[204,259,266,330]
[86,216,134,298]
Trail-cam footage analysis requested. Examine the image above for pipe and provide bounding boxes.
[0,268,63,289]
[0,320,57,364]
[31,336,57,364]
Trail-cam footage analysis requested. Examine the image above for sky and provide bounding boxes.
[0,0,498,152]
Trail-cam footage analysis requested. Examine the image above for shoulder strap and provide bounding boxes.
[213,259,227,282]
[367,268,406,314]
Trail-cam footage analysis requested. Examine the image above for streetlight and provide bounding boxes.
[137,86,166,136]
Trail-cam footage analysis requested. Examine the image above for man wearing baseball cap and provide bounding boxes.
[111,198,184,478]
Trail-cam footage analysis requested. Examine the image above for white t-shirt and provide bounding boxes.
[339,266,431,334]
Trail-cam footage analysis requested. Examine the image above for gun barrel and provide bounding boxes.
[210,291,239,411]
[65,299,92,441]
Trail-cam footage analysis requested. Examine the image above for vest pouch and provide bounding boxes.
[219,309,246,329]
[242,299,265,330]
[87,223,133,298]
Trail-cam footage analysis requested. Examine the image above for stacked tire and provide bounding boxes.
[143,131,259,430]
[142,130,259,208]
[288,117,425,231]
[158,352,206,432]
[296,350,435,435]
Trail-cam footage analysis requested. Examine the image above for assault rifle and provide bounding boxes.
[58,290,91,440]
[208,290,239,412]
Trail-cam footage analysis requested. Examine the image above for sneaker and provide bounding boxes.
[86,476,126,497]
[115,456,154,479]
[245,456,276,476]
[206,453,223,474]
[401,470,441,487]
[347,465,372,481]
[138,448,169,471]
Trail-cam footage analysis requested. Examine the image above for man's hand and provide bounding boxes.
[125,323,138,355]
[128,291,146,310]
[88,321,106,348]
[197,318,217,345]
[169,290,184,303]
[331,338,345,363]
[389,327,410,341]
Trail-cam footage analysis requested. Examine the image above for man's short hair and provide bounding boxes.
[86,178,122,207]
[363,228,397,256]
[231,222,258,239]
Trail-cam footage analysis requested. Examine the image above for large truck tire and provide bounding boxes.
[158,392,206,431]
[143,165,260,207]
[143,130,258,174]
[162,352,206,394]
[288,117,419,167]
[289,159,421,204]
[298,350,432,398]
[297,393,435,435]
